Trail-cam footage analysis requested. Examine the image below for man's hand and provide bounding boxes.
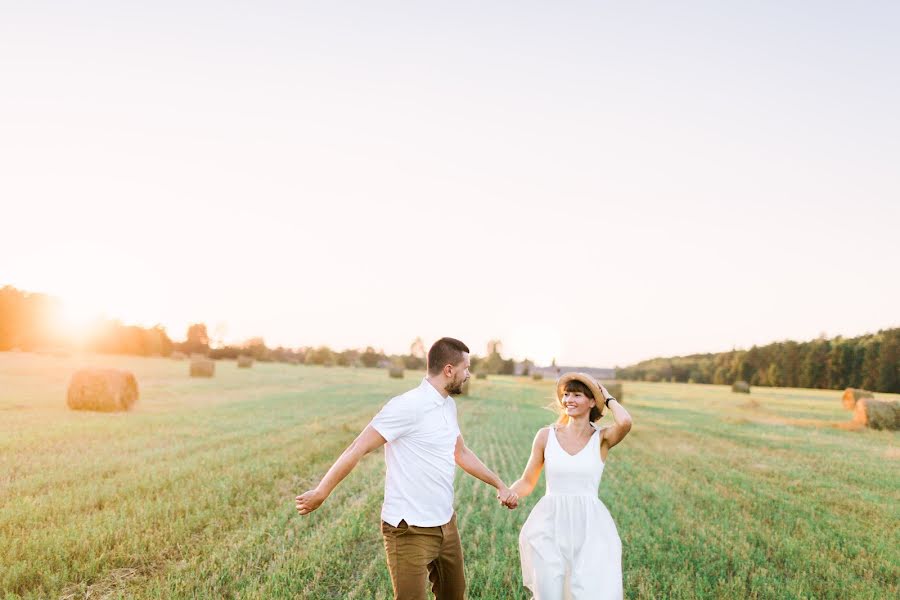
[497,486,518,510]
[295,488,327,515]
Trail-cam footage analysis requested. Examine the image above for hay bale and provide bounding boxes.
[601,382,624,403]
[532,373,544,381]
[853,398,900,430]
[67,369,139,412]
[732,381,750,394]
[475,373,487,380]
[170,351,187,361]
[842,388,874,410]
[388,367,404,379]
[237,356,254,369]
[190,358,215,377]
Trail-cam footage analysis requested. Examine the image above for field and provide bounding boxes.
[1,352,898,599]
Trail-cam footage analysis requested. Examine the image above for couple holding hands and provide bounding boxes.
[296,337,632,600]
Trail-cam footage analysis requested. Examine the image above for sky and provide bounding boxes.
[2,1,898,367]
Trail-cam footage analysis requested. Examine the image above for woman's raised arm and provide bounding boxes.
[599,385,632,449]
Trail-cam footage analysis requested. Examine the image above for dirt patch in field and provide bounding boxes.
[731,413,868,431]
[832,421,867,432]
[59,567,142,600]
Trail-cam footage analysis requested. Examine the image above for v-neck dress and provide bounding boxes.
[519,426,623,600]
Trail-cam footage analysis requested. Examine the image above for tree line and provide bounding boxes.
[0,286,530,374]
[616,328,900,393]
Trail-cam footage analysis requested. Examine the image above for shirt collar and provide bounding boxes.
[422,378,448,406]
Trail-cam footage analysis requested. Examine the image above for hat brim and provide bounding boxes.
[556,372,604,406]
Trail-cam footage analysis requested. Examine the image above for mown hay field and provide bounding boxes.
[1,352,898,599]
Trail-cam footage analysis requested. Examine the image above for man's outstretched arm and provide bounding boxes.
[295,425,387,515]
[454,435,517,508]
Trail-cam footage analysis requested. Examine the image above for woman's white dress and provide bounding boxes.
[519,425,623,600]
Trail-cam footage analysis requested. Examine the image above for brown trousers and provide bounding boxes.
[381,513,466,600]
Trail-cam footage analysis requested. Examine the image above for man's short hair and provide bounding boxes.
[427,337,470,375]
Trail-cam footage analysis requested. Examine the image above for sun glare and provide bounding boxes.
[56,298,103,342]
[508,324,563,367]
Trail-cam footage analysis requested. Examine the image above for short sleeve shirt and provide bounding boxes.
[370,378,461,526]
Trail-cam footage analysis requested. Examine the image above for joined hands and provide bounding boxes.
[497,486,519,510]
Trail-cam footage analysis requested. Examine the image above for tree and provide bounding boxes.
[305,346,335,366]
[800,339,830,389]
[861,339,882,391]
[184,323,210,355]
[828,339,855,389]
[241,337,268,360]
[0,286,60,350]
[360,346,384,368]
[877,329,900,393]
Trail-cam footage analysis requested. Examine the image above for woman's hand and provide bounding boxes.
[598,383,614,401]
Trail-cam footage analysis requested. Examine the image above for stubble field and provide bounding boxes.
[1,352,897,599]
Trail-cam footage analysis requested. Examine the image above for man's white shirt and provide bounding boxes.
[370,378,461,527]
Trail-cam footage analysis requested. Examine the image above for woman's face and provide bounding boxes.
[561,389,596,419]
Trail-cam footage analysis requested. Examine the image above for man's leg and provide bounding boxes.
[382,520,442,600]
[427,513,466,600]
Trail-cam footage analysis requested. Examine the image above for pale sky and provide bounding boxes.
[2,1,898,367]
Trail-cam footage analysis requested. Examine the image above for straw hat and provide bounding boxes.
[556,372,606,407]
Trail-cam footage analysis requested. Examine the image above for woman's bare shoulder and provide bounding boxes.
[533,426,552,446]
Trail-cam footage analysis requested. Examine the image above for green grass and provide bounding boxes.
[1,353,898,599]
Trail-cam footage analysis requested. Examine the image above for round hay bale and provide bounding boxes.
[475,373,487,380]
[388,367,404,379]
[602,382,624,403]
[853,398,900,430]
[842,388,873,410]
[190,358,215,377]
[67,369,139,412]
[532,373,544,381]
[237,356,254,369]
[732,381,751,394]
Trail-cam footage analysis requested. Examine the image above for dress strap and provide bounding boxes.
[547,425,561,450]
[544,424,559,452]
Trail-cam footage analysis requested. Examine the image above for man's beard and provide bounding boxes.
[447,376,467,395]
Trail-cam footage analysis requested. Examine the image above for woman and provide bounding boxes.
[510,372,633,600]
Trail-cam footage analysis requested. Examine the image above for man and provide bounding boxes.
[296,337,518,600]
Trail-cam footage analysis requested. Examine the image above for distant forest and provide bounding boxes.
[617,328,900,394]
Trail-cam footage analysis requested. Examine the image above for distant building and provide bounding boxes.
[531,365,616,381]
